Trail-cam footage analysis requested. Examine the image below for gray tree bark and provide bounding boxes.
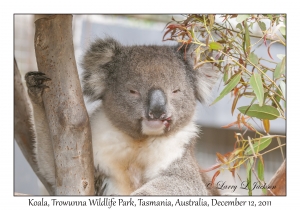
[34,14,94,195]
[266,160,286,196]
[14,59,54,194]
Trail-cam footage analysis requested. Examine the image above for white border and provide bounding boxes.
[5,0,296,209]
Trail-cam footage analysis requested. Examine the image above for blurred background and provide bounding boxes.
[14,14,286,195]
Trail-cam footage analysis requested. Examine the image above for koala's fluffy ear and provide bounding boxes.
[177,44,220,104]
[81,38,121,101]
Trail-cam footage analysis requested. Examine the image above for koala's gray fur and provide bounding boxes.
[26,37,220,195]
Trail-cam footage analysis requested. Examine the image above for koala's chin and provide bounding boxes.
[141,118,171,136]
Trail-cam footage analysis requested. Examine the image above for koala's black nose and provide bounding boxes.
[147,89,167,120]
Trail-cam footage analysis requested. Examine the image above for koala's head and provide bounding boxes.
[82,38,219,140]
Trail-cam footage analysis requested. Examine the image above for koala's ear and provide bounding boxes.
[81,38,121,101]
[176,44,220,104]
[193,52,220,104]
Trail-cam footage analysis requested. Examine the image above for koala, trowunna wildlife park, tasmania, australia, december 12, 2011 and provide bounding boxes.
[25,37,221,196]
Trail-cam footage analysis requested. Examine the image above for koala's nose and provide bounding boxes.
[147,89,167,120]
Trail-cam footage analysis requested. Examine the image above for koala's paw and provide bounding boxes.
[25,71,51,104]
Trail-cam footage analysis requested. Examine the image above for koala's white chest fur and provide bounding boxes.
[90,107,198,195]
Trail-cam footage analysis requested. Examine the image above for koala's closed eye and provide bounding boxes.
[129,89,139,94]
[172,89,180,94]
[129,89,140,99]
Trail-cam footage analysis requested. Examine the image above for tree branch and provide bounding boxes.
[266,160,286,195]
[14,58,53,194]
[34,15,94,195]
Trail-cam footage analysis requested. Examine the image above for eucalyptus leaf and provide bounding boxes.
[238,104,280,120]
[248,22,253,30]
[223,65,229,83]
[211,73,241,105]
[267,15,273,20]
[249,73,264,106]
[258,21,266,31]
[246,157,253,195]
[245,137,272,155]
[279,26,286,36]
[274,63,281,79]
[209,42,224,50]
[257,158,267,195]
[236,15,250,23]
[263,119,270,133]
[257,158,264,181]
[276,17,280,26]
[279,81,286,99]
[236,23,243,31]
[274,56,286,79]
[272,86,283,107]
[244,21,251,55]
[231,91,240,115]
[248,52,259,65]
[279,81,286,108]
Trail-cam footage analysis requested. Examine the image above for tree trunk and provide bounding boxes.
[266,160,286,196]
[14,59,54,194]
[34,14,94,195]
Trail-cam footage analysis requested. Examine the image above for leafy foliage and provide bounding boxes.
[164,14,286,195]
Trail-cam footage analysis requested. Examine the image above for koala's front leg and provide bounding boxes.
[25,72,56,193]
[25,72,51,104]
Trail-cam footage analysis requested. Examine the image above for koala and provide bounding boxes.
[25,37,220,196]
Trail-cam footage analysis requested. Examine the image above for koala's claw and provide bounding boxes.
[26,71,46,76]
[29,84,50,90]
[30,75,51,83]
[25,71,51,104]
[25,71,51,86]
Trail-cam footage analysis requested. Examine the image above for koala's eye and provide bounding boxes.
[172,89,180,94]
[130,90,139,94]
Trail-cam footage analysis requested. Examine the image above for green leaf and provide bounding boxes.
[257,158,267,195]
[279,81,286,99]
[209,42,224,50]
[246,157,253,196]
[279,26,286,36]
[279,81,286,108]
[211,72,241,105]
[223,65,229,83]
[257,158,264,180]
[238,104,280,120]
[245,137,272,155]
[276,17,280,26]
[263,91,269,105]
[267,14,273,21]
[249,22,254,29]
[244,21,251,55]
[249,73,264,106]
[248,52,259,65]
[236,15,250,23]
[272,86,282,108]
[258,21,266,31]
[236,23,243,31]
[274,56,286,79]
[274,63,282,79]
[231,90,240,115]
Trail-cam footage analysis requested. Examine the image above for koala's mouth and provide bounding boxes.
[141,117,172,135]
[147,118,171,129]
